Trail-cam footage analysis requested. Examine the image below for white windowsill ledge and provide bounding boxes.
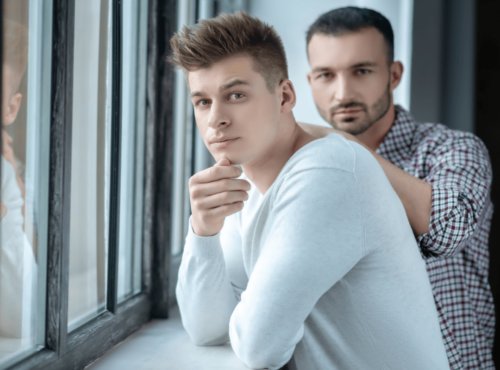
[88,304,248,370]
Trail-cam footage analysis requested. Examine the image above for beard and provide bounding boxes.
[317,82,391,136]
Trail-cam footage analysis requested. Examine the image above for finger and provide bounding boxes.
[191,178,251,198]
[214,157,231,167]
[191,165,242,185]
[196,190,249,210]
[206,201,244,219]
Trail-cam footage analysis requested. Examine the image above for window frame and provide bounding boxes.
[4,0,177,368]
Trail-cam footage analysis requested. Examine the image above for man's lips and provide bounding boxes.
[333,108,363,115]
[209,137,239,148]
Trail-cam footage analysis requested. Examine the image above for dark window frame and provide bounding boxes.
[4,0,177,368]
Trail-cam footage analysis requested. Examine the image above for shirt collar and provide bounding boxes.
[375,105,417,165]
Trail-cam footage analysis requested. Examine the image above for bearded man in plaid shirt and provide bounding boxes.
[299,7,495,369]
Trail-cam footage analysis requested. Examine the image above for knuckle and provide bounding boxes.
[190,185,199,198]
[218,179,229,191]
[208,167,218,178]
[220,192,230,202]
[191,199,200,210]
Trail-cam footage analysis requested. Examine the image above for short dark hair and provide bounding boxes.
[306,7,394,65]
[169,11,288,92]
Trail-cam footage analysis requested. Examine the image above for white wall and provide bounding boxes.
[248,0,413,127]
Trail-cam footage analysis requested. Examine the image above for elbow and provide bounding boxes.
[420,233,469,259]
[233,336,291,370]
[229,313,298,369]
[238,346,288,370]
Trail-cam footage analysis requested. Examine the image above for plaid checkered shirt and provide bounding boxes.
[375,105,495,369]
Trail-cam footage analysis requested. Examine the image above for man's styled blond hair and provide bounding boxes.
[169,11,288,92]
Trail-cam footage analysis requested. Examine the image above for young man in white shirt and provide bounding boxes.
[170,12,449,370]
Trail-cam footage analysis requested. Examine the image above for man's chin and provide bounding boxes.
[213,155,243,167]
[331,120,362,134]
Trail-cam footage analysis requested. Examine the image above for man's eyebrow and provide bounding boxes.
[311,67,331,73]
[351,61,378,69]
[190,91,203,98]
[219,78,250,91]
[189,79,250,98]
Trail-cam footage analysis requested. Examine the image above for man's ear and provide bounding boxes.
[279,79,296,114]
[4,93,22,126]
[389,61,404,92]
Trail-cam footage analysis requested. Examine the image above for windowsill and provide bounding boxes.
[88,304,248,370]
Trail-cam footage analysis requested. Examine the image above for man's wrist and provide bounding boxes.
[190,217,220,237]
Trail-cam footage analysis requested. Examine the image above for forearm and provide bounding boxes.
[176,226,239,346]
[371,151,432,236]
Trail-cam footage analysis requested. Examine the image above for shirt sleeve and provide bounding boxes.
[175,214,246,346]
[0,157,37,338]
[416,132,492,258]
[229,169,365,370]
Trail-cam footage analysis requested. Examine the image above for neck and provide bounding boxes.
[356,102,396,151]
[242,113,315,195]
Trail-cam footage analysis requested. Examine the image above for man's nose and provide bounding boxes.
[333,75,354,104]
[207,102,230,129]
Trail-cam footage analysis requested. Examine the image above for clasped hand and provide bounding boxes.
[189,158,251,236]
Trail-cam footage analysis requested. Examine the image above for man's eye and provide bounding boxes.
[318,72,331,79]
[198,99,209,106]
[229,93,244,100]
[355,69,371,75]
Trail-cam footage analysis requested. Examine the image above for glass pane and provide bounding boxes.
[68,0,111,331]
[0,0,51,365]
[117,0,147,303]
[171,0,196,258]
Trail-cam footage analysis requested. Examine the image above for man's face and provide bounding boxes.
[188,55,283,165]
[2,64,22,126]
[307,28,393,135]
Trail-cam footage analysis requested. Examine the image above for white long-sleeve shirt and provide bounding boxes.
[0,157,37,339]
[177,133,449,370]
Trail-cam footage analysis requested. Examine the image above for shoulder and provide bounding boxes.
[413,122,490,160]
[284,133,377,176]
[271,134,380,202]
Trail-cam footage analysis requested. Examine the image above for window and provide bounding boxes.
[68,0,110,331]
[0,0,178,368]
[0,1,50,367]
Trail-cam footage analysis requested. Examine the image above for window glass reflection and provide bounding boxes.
[117,0,147,303]
[68,0,110,331]
[0,0,50,364]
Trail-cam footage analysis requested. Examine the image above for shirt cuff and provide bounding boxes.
[416,184,465,256]
[185,216,223,259]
